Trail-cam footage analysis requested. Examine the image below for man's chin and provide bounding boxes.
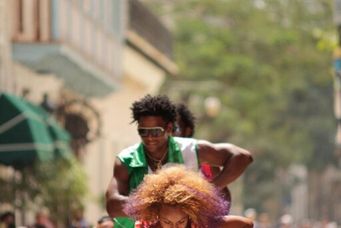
[145,146,159,154]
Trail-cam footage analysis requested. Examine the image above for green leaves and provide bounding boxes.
[33,158,88,224]
[149,0,336,215]
[0,158,88,226]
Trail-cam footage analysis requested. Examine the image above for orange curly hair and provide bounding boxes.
[124,165,228,227]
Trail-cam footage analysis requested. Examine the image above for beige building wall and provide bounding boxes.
[2,0,171,225]
[13,63,64,103]
[84,45,166,223]
[7,46,166,225]
[0,0,14,93]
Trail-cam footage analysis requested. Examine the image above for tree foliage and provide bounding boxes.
[33,158,88,225]
[0,157,88,226]
[144,0,337,217]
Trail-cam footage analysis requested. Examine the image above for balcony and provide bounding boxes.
[10,0,125,97]
[127,0,177,75]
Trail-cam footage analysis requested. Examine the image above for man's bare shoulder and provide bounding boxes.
[117,143,140,157]
[114,157,129,181]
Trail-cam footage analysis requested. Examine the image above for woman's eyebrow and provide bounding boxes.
[160,217,172,223]
[176,215,189,222]
[160,216,187,222]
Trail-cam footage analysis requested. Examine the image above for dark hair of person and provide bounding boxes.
[131,94,177,123]
[0,211,14,221]
[176,103,195,136]
[97,215,112,224]
[0,211,15,228]
[34,225,46,228]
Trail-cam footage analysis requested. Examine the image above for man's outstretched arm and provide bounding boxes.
[105,158,130,218]
[198,140,253,189]
[218,215,254,228]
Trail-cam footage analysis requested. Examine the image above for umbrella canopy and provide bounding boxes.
[47,117,72,158]
[0,93,72,168]
[25,101,72,159]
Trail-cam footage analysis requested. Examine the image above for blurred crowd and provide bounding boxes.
[243,208,338,228]
[0,209,102,228]
[1,208,338,228]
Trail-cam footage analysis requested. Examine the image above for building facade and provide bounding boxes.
[0,0,14,92]
[0,0,176,225]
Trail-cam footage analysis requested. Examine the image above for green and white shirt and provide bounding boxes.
[114,136,199,228]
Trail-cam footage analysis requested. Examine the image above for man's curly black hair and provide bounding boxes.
[176,103,196,135]
[131,94,177,123]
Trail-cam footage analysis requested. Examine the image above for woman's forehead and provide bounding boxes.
[159,205,187,218]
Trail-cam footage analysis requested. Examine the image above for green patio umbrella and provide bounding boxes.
[0,92,73,225]
[46,117,72,158]
[0,93,72,168]
[25,101,72,159]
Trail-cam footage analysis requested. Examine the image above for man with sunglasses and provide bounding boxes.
[105,95,253,228]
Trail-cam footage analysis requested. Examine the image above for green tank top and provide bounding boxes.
[114,137,198,228]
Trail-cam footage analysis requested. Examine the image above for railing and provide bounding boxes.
[11,0,125,79]
[128,0,173,59]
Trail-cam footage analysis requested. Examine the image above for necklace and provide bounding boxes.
[145,150,168,171]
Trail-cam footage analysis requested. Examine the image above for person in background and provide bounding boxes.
[105,95,253,227]
[173,102,232,210]
[96,216,113,228]
[0,211,15,228]
[278,214,293,228]
[69,208,89,228]
[31,211,54,228]
[173,103,196,138]
[124,165,253,228]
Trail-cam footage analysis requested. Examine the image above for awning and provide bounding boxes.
[0,93,72,168]
[47,118,72,158]
[25,101,72,159]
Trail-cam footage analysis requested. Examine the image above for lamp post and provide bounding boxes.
[334,0,341,164]
[204,96,221,118]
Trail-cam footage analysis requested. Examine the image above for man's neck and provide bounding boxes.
[145,150,168,172]
[144,147,168,160]
[144,143,168,160]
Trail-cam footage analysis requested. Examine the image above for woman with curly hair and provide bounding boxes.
[124,165,253,228]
